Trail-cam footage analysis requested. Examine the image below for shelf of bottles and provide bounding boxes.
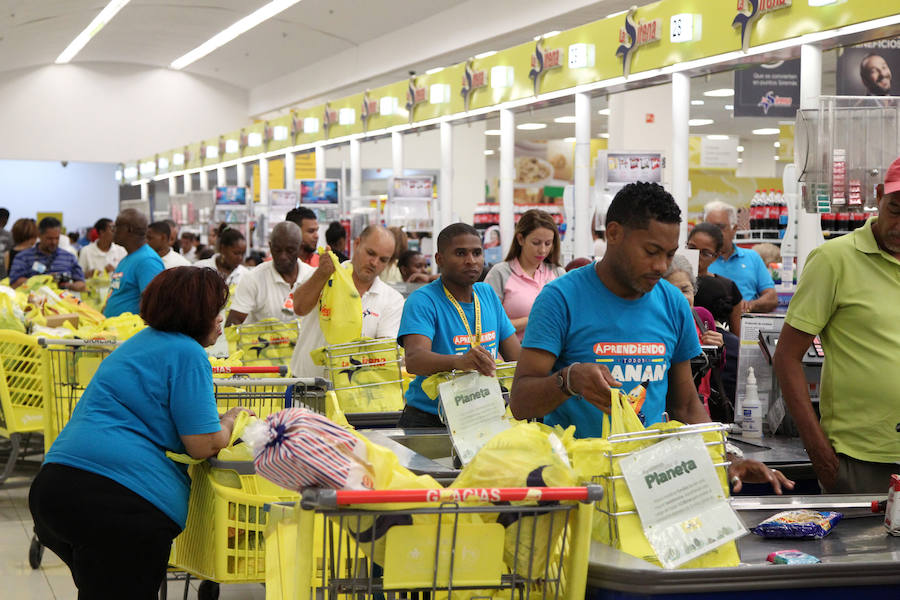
[737,189,788,244]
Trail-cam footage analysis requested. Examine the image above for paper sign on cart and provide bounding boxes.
[619,434,746,569]
[438,372,510,464]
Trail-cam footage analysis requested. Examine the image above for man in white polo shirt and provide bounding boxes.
[289,225,404,377]
[226,221,314,326]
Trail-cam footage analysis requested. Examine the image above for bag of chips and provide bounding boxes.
[752,510,842,539]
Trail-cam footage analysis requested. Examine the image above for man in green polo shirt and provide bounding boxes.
[774,156,900,493]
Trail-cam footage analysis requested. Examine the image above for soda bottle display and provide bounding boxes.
[750,190,761,231]
[820,212,835,234]
[837,211,850,232]
[852,211,867,231]
[766,189,777,231]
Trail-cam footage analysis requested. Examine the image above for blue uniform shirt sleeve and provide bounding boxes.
[521,285,567,359]
[398,289,437,346]
[170,364,221,436]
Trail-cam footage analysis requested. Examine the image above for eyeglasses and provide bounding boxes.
[686,243,718,259]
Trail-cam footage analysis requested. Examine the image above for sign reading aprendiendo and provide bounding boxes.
[620,434,746,569]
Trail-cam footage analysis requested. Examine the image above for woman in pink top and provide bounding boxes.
[484,209,566,340]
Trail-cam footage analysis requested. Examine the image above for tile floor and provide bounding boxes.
[0,452,265,599]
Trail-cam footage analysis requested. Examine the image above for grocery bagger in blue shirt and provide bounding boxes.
[398,279,516,415]
[103,243,164,317]
[522,264,701,438]
[45,328,221,528]
[708,245,774,302]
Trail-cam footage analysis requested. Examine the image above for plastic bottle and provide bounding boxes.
[767,189,777,233]
[750,190,760,231]
[777,190,787,234]
[742,367,763,439]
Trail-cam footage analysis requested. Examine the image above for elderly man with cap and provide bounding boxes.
[774,156,900,493]
[226,221,314,326]
[104,209,164,317]
[289,225,405,377]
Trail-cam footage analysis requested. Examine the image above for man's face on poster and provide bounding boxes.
[861,54,892,96]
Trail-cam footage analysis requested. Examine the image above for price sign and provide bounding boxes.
[670,14,694,43]
[620,434,746,569]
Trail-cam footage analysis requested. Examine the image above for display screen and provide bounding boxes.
[300,179,339,204]
[215,186,247,205]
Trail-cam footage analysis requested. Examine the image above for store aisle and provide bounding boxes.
[0,457,265,599]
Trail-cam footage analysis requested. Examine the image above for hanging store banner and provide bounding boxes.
[528,38,564,95]
[732,0,792,53]
[616,7,663,77]
[836,38,900,97]
[733,59,800,118]
[460,59,487,111]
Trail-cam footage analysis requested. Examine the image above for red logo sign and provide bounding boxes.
[645,113,655,123]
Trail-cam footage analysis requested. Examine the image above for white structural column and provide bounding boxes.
[183,172,193,193]
[797,43,824,274]
[671,72,691,243]
[349,138,362,198]
[315,146,326,179]
[285,151,295,191]
[168,176,177,197]
[259,158,269,209]
[216,166,226,188]
[392,131,404,178]
[439,121,453,233]
[140,181,149,202]
[199,170,209,192]
[574,92,592,257]
[236,162,247,188]
[499,109,515,252]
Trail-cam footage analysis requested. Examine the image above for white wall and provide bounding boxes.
[737,138,777,178]
[0,63,248,163]
[609,83,673,190]
[0,160,118,230]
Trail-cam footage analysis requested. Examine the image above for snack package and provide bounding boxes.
[884,474,900,536]
[752,510,842,539]
[767,550,820,564]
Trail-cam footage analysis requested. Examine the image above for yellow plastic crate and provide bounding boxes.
[171,461,298,584]
[0,331,47,439]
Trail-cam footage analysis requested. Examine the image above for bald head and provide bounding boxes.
[271,221,302,246]
[352,225,396,285]
[269,221,303,276]
[114,208,150,252]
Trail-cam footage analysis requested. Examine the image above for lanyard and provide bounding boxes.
[443,284,481,347]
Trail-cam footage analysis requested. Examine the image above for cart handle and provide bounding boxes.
[302,485,603,508]
[211,365,288,376]
[37,337,119,348]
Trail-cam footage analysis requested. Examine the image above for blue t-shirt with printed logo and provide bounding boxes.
[399,279,516,415]
[104,243,164,317]
[708,245,774,302]
[522,264,701,438]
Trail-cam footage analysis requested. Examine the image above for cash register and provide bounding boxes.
[757,330,824,433]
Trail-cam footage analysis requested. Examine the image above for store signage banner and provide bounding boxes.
[605,152,663,186]
[836,38,900,97]
[733,59,800,118]
[700,137,739,169]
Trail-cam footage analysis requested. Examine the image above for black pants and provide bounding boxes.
[397,405,446,429]
[29,463,181,600]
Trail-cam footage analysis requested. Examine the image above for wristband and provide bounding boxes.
[566,363,579,396]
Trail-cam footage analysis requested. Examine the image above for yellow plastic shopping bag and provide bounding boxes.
[317,251,362,345]
[310,338,405,413]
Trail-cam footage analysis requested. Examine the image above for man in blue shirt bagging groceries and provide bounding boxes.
[103,209,164,317]
[397,223,520,428]
[9,216,85,291]
[509,182,792,493]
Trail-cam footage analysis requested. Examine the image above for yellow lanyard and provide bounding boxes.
[443,284,481,347]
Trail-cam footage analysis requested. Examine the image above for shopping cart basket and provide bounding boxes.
[271,485,601,600]
[226,318,299,369]
[0,331,50,486]
[320,338,405,428]
[213,372,329,419]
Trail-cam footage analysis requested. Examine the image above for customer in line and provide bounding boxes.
[104,209,164,317]
[703,200,777,313]
[226,221,314,326]
[195,224,249,286]
[79,218,127,278]
[686,222,743,334]
[398,223,521,428]
[398,250,437,283]
[509,182,791,493]
[325,221,348,263]
[774,157,900,493]
[290,225,404,377]
[30,267,250,598]
[164,219,179,254]
[147,221,191,269]
[485,209,566,341]
[285,207,320,266]
[380,226,408,284]
[7,217,37,270]
[10,216,85,291]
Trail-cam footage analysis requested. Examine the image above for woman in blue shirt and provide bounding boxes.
[29,266,251,599]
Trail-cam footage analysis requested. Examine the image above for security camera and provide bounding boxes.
[61,161,68,167]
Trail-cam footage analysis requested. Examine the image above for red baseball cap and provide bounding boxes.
[886,155,900,196]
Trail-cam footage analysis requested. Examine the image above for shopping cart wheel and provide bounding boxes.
[28,535,44,569]
[197,580,219,600]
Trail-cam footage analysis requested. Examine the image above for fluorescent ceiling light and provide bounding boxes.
[690,100,705,106]
[606,10,628,19]
[534,31,560,40]
[774,155,780,160]
[774,141,781,148]
[554,116,576,124]
[517,123,547,130]
[484,150,495,155]
[704,88,734,97]
[425,66,445,75]
[725,104,734,110]
[171,0,303,70]
[484,129,502,136]
[737,158,744,164]
[55,0,131,64]
[707,135,730,140]
[737,145,745,152]
[689,119,714,126]
[599,133,610,139]
[563,137,576,143]
[753,128,780,135]
[475,50,497,59]
[597,108,610,116]
[247,133,263,147]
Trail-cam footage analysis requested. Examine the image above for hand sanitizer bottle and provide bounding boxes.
[742,367,763,439]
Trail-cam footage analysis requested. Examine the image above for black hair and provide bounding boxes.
[38,216,62,233]
[605,182,681,230]
[148,221,171,237]
[397,249,422,270]
[93,218,112,233]
[687,222,724,252]
[217,224,245,249]
[285,207,317,226]
[437,222,480,253]
[67,232,79,243]
[325,221,346,247]
[0,208,9,220]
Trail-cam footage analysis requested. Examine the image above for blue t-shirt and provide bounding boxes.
[104,244,164,317]
[708,246,774,302]
[45,328,221,528]
[522,264,701,438]
[399,279,516,415]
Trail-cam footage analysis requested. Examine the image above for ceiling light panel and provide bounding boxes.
[554,116,576,124]
[689,119,714,126]
[517,123,547,130]
[704,88,734,97]
[56,0,131,64]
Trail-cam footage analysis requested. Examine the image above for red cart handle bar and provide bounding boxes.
[211,365,288,376]
[302,485,603,508]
